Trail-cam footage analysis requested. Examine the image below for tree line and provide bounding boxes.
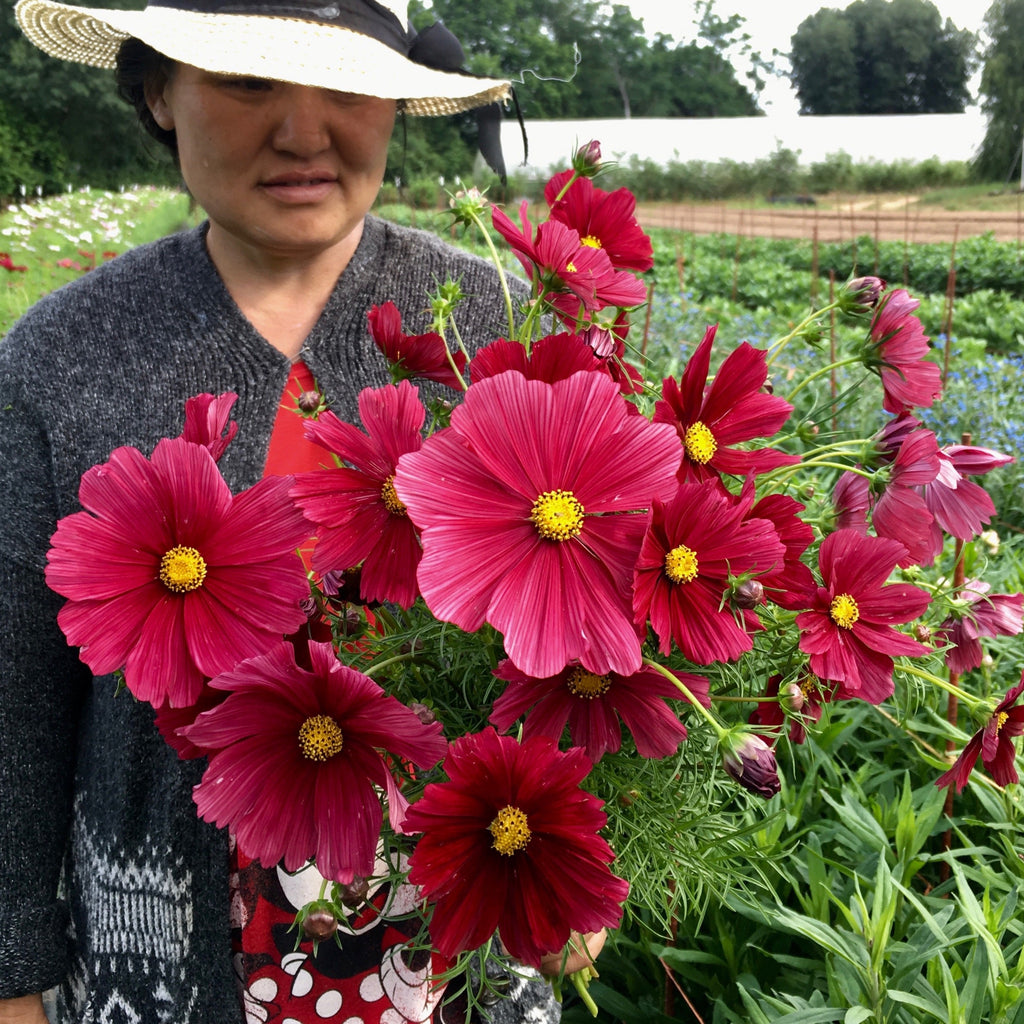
[1,0,1023,194]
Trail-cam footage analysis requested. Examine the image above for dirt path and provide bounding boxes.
[634,199,1024,244]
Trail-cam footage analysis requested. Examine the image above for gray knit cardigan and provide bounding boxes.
[0,217,555,1023]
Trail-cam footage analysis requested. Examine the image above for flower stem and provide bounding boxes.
[766,300,841,364]
[467,207,516,339]
[785,357,863,401]
[899,662,985,708]
[644,658,726,739]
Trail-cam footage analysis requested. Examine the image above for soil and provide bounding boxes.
[634,196,1024,245]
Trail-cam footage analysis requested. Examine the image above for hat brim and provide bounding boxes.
[14,0,511,116]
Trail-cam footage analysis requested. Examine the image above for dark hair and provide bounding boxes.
[115,38,178,160]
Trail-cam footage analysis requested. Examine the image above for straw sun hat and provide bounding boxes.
[13,0,512,116]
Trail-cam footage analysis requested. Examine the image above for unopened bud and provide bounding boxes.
[572,140,602,176]
[780,681,805,714]
[980,529,1000,556]
[336,876,370,910]
[731,578,764,610]
[297,390,322,414]
[913,623,932,644]
[841,275,886,314]
[302,904,339,941]
[408,701,437,726]
[721,732,781,799]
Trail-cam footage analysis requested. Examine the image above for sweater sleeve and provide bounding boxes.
[0,380,87,998]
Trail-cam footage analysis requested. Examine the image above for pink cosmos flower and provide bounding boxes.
[291,382,425,609]
[489,658,708,762]
[393,369,679,679]
[367,302,467,390]
[918,444,1015,561]
[654,325,799,483]
[544,170,655,272]
[936,675,1024,792]
[796,530,932,703]
[740,490,816,610]
[491,201,647,312]
[179,391,238,462]
[866,288,943,414]
[405,728,629,968]
[632,481,787,665]
[0,253,27,272]
[934,581,1024,675]
[46,437,311,708]
[184,639,448,882]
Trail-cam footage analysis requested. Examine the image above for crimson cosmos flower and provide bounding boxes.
[934,580,1024,675]
[405,728,629,968]
[632,481,787,665]
[866,288,943,414]
[367,301,467,390]
[291,381,425,608]
[394,369,679,680]
[654,325,799,483]
[45,436,311,708]
[748,673,830,745]
[183,639,448,882]
[745,492,816,610]
[489,658,708,763]
[491,201,648,312]
[544,170,655,272]
[795,530,931,703]
[936,676,1024,792]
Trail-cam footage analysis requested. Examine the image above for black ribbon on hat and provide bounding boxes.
[147,0,521,181]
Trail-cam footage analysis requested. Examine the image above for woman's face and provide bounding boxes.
[147,64,396,264]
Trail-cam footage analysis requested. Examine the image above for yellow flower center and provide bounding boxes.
[298,714,344,762]
[684,421,718,465]
[530,489,585,541]
[665,543,699,584]
[159,546,207,593]
[380,475,407,516]
[580,234,603,249]
[489,805,532,856]
[995,710,1009,733]
[566,666,612,699]
[566,261,578,274]
[829,593,860,629]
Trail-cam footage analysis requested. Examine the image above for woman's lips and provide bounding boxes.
[260,174,338,203]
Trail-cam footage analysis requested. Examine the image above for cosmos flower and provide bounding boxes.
[720,731,781,798]
[935,675,1024,792]
[632,481,787,665]
[738,488,816,610]
[291,382,425,609]
[544,170,655,272]
[491,201,648,312]
[934,581,1023,675]
[795,530,932,703]
[919,443,1015,561]
[866,288,943,414]
[394,369,679,679]
[178,391,239,462]
[654,325,799,483]
[489,659,708,763]
[748,673,830,745]
[367,301,467,390]
[404,728,629,968]
[45,437,311,708]
[184,639,448,883]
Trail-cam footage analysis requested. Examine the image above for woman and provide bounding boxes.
[0,1,598,1020]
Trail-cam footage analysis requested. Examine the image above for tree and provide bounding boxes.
[974,0,1024,182]
[789,0,976,115]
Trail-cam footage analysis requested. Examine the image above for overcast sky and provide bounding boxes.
[618,0,988,113]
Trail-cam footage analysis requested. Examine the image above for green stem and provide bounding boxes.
[467,207,516,339]
[899,662,986,708]
[363,651,417,679]
[571,969,599,1016]
[785,356,863,401]
[644,658,726,738]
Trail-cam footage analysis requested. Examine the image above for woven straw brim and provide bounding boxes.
[14,0,511,115]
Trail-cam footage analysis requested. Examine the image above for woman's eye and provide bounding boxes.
[222,77,274,92]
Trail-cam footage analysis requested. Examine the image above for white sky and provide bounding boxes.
[618,0,988,113]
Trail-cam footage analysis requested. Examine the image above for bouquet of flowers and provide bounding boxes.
[44,142,1022,1015]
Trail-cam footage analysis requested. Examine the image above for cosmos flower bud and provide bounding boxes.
[913,623,932,644]
[301,902,340,941]
[841,276,886,314]
[409,701,438,726]
[780,681,805,714]
[336,875,371,909]
[721,731,781,799]
[980,529,1000,556]
[572,139,602,176]
[448,186,488,226]
[731,578,764,610]
[296,389,323,414]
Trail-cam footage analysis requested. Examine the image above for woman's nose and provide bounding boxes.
[271,86,332,157]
